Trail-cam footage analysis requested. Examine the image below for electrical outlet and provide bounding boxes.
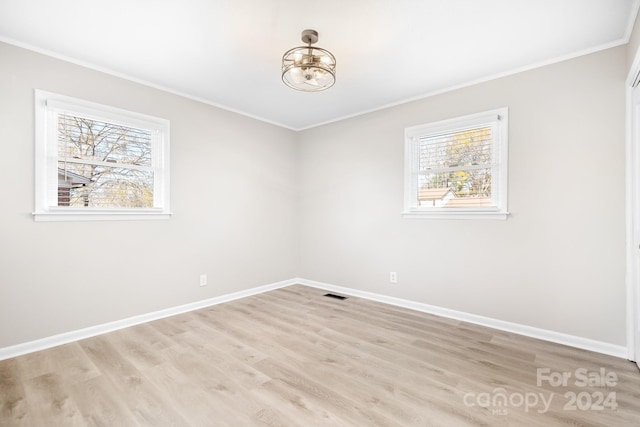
[199,274,207,287]
[390,272,397,283]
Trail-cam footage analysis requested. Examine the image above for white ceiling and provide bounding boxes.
[1,0,638,130]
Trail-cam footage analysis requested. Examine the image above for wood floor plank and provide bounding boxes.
[254,357,402,427]
[1,284,639,426]
[252,378,353,426]
[138,355,256,426]
[67,375,140,427]
[77,336,190,426]
[15,343,100,386]
[0,358,30,425]
[22,373,84,426]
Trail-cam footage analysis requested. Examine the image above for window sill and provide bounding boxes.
[401,210,510,220]
[33,211,172,222]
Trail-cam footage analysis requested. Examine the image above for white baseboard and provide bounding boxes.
[0,278,296,361]
[0,277,628,361]
[295,278,629,359]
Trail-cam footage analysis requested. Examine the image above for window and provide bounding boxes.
[403,108,508,220]
[34,90,170,221]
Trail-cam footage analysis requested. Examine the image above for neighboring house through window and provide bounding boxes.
[34,90,170,221]
[57,168,91,206]
[403,108,509,219]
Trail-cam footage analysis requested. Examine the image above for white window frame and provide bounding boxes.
[403,107,509,220]
[34,90,171,221]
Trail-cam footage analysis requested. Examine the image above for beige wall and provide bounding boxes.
[0,42,298,348]
[298,46,627,345]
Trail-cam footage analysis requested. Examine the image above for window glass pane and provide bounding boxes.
[419,127,492,170]
[57,162,154,208]
[57,113,152,167]
[418,168,492,207]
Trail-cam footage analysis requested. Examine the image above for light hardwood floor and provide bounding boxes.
[1,284,639,426]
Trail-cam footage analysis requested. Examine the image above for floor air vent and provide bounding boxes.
[324,293,348,300]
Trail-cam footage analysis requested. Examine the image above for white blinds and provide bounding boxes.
[55,112,155,208]
[417,124,495,204]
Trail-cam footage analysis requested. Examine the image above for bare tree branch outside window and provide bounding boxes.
[57,114,154,208]
[418,126,493,206]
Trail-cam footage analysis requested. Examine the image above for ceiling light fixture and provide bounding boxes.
[282,29,336,92]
